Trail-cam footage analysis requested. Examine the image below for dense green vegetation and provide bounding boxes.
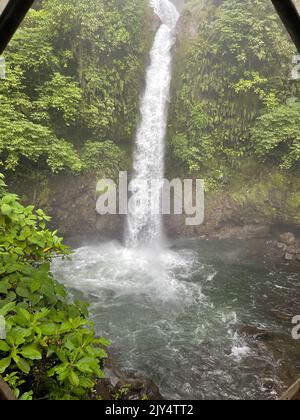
[0,1,153,399]
[1,0,300,400]
[0,0,152,398]
[0,0,151,177]
[0,173,109,400]
[2,0,299,189]
[169,0,300,188]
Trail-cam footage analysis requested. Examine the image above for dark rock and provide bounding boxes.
[255,332,275,342]
[270,309,293,322]
[152,13,162,31]
[285,253,294,261]
[280,232,296,246]
[235,325,276,342]
[6,168,300,251]
[95,378,114,400]
[277,242,287,251]
[95,354,163,400]
[287,246,297,254]
[262,379,276,391]
[263,235,300,266]
[115,377,163,401]
[0,378,16,401]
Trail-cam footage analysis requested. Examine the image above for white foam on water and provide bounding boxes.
[52,241,205,305]
[230,335,251,361]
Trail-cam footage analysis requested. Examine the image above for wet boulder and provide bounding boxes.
[279,232,296,246]
[95,353,163,400]
[114,377,163,401]
[235,325,276,342]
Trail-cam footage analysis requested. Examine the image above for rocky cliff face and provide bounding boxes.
[9,0,300,249]
[165,0,300,242]
[10,163,300,245]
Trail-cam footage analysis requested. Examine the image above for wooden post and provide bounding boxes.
[271,0,300,52]
[0,0,34,54]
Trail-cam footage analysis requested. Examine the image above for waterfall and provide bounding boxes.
[126,0,179,248]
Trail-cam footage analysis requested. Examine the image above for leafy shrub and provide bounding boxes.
[250,102,300,170]
[34,73,83,126]
[82,140,125,178]
[46,140,82,174]
[169,0,300,179]
[0,97,82,173]
[171,101,214,175]
[0,175,109,399]
[0,0,149,175]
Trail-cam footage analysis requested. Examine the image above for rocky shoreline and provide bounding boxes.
[7,171,300,268]
[233,324,300,400]
[242,232,300,271]
[267,232,300,265]
[95,353,163,400]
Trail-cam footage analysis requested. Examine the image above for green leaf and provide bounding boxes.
[33,308,50,321]
[0,341,10,352]
[96,337,111,347]
[0,302,16,316]
[16,286,30,299]
[76,357,95,374]
[79,376,94,389]
[1,204,12,216]
[21,344,42,360]
[0,280,10,294]
[69,370,80,386]
[16,358,31,374]
[14,308,31,326]
[94,348,108,359]
[30,280,41,294]
[57,366,71,382]
[7,326,31,346]
[0,357,11,373]
[40,323,57,336]
[19,391,33,400]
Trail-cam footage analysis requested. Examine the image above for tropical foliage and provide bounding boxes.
[0,175,109,400]
[250,102,300,170]
[169,0,300,185]
[0,0,150,177]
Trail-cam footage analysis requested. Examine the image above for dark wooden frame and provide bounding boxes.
[0,1,300,54]
[271,0,300,52]
[0,0,34,54]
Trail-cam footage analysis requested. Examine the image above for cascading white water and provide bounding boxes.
[51,0,296,402]
[126,0,179,248]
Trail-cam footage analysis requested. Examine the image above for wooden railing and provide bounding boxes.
[271,0,300,52]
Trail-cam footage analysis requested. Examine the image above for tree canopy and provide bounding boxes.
[169,0,300,187]
[0,0,150,176]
